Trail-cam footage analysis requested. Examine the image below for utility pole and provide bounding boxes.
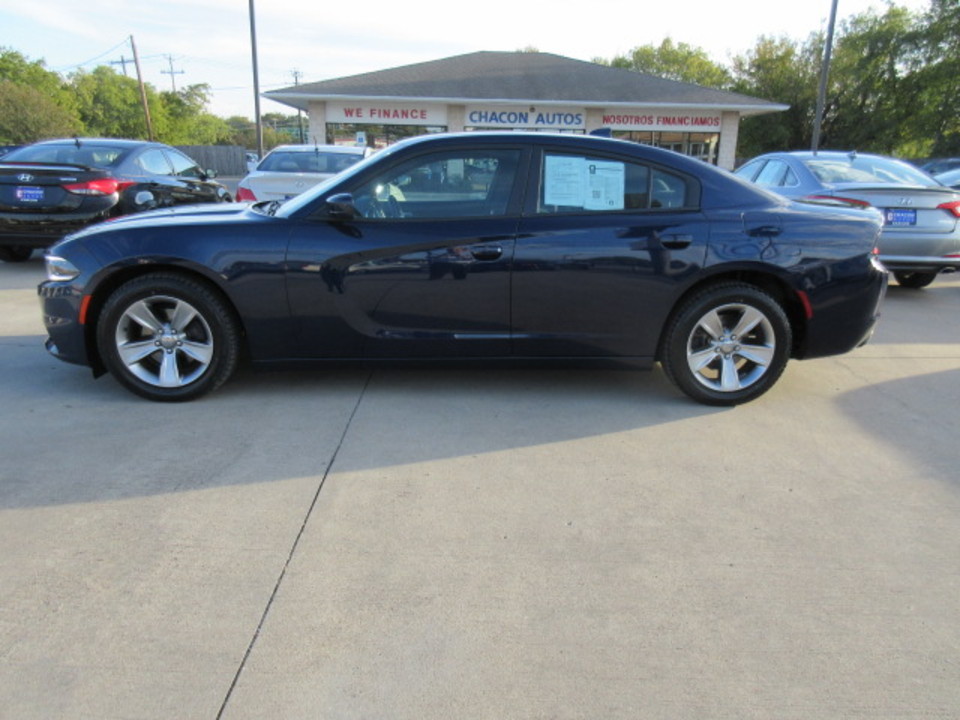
[110,56,130,77]
[292,69,306,143]
[130,35,154,141]
[248,0,264,158]
[812,0,839,153]
[161,55,185,93]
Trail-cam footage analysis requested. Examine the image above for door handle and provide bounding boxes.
[661,233,693,249]
[470,245,503,261]
[747,225,782,237]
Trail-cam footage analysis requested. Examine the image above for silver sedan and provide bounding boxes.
[237,144,372,203]
[735,151,960,288]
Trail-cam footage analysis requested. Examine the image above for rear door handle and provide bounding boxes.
[747,224,782,238]
[470,244,503,261]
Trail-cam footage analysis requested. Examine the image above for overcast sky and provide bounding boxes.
[2,0,933,119]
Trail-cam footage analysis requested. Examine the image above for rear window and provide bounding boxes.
[803,156,939,187]
[259,150,364,174]
[3,143,125,169]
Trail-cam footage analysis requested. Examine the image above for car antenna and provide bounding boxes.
[73,136,82,148]
[848,150,857,161]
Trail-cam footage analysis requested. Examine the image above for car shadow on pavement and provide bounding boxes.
[0,338,730,509]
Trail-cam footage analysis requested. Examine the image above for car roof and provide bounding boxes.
[27,138,163,149]
[268,144,368,154]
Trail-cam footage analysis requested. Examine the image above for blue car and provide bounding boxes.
[735,150,960,288]
[39,132,887,405]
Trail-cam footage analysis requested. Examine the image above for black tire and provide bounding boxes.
[893,271,937,289]
[96,273,240,401]
[0,246,34,262]
[661,283,792,406]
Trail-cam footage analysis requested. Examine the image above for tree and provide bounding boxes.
[159,84,232,145]
[0,48,81,139]
[907,0,960,156]
[820,6,919,153]
[0,80,81,143]
[599,38,731,89]
[70,65,166,140]
[730,36,821,157]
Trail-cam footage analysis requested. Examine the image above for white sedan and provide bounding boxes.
[237,144,373,202]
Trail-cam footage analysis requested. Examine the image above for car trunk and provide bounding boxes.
[0,163,111,213]
[245,172,333,201]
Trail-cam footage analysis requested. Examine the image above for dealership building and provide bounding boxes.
[265,51,787,170]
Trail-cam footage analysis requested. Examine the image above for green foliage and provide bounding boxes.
[729,35,822,157]
[601,38,732,88]
[71,65,165,139]
[0,80,81,143]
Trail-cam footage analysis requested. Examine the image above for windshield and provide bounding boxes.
[258,149,365,174]
[3,143,126,169]
[803,155,939,187]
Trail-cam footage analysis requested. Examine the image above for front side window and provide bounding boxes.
[538,152,695,214]
[351,149,521,219]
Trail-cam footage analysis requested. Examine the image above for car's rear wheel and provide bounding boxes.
[661,283,791,406]
[0,246,34,262]
[893,271,937,289]
[96,273,240,401]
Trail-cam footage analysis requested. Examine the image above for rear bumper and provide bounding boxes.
[878,254,960,273]
[799,255,888,359]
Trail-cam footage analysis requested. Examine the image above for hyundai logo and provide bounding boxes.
[17,173,34,183]
[898,197,915,206]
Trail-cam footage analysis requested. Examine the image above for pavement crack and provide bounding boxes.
[215,369,374,719]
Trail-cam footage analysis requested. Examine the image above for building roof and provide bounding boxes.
[265,51,787,116]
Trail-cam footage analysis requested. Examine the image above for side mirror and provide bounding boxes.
[204,168,219,179]
[326,193,360,219]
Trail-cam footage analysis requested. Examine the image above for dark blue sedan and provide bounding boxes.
[38,133,887,405]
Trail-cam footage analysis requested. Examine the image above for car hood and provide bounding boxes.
[66,201,253,238]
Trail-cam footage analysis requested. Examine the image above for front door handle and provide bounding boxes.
[661,233,693,249]
[470,244,503,261]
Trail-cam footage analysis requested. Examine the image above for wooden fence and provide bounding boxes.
[176,145,248,177]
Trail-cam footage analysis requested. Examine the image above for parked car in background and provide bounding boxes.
[236,144,372,203]
[919,158,960,176]
[735,151,960,288]
[0,138,232,262]
[934,167,960,191]
[39,132,886,406]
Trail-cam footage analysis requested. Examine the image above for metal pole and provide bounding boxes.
[248,0,264,158]
[130,35,154,141]
[812,0,839,153]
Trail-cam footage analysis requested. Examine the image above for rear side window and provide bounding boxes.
[538,152,696,214]
[138,149,173,176]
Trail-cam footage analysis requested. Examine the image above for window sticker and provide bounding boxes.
[543,155,625,210]
[544,155,586,207]
[585,160,625,210]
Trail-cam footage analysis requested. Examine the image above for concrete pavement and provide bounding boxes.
[1,257,958,718]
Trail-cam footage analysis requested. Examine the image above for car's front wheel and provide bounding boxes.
[96,273,240,401]
[661,283,792,406]
[893,271,937,289]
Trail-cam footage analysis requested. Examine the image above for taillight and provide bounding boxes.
[804,194,872,209]
[236,186,257,202]
[936,200,960,218]
[63,178,134,196]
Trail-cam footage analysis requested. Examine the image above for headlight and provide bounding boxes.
[45,255,80,282]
